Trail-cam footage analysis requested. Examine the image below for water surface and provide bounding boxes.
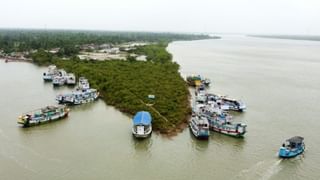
[1,35,320,180]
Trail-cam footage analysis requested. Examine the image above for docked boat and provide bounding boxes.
[52,69,67,86]
[206,112,247,137]
[66,73,76,85]
[43,65,58,81]
[206,93,246,112]
[201,78,211,86]
[279,136,305,158]
[52,76,66,86]
[132,111,152,138]
[18,105,69,127]
[78,77,90,90]
[189,114,210,139]
[186,75,202,87]
[56,88,99,105]
[195,84,206,96]
[220,97,246,112]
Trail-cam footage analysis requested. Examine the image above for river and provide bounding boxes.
[0,35,320,180]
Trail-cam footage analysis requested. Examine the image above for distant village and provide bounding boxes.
[0,42,149,62]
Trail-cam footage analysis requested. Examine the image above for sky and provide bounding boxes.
[1,0,320,35]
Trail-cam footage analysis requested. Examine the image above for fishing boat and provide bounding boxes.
[189,114,210,139]
[132,111,152,138]
[66,73,76,85]
[206,112,247,137]
[52,69,67,86]
[186,75,202,87]
[56,88,99,105]
[43,65,58,81]
[78,77,90,90]
[18,105,69,127]
[279,136,305,158]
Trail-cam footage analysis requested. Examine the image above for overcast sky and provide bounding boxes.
[1,0,320,35]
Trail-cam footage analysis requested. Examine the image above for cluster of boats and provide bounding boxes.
[18,65,100,127]
[188,75,306,158]
[188,76,247,139]
[43,65,76,86]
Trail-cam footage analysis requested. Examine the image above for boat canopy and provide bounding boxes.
[287,136,304,144]
[133,111,152,126]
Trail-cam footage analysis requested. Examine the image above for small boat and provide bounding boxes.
[279,136,305,158]
[132,111,152,138]
[56,89,99,105]
[78,77,90,90]
[18,105,69,127]
[43,65,58,81]
[206,112,247,137]
[189,114,210,139]
[201,78,211,86]
[66,73,76,85]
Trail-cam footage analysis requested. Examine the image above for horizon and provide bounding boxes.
[1,27,320,37]
[1,0,320,35]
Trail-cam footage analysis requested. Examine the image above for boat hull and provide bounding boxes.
[189,125,210,139]
[210,126,245,137]
[278,146,305,158]
[18,111,69,127]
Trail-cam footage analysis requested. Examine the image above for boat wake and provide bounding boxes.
[234,159,283,180]
[259,159,282,180]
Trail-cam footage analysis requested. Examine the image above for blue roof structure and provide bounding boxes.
[133,111,152,125]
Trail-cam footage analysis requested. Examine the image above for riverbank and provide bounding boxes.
[32,43,192,134]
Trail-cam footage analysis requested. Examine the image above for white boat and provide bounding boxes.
[66,73,76,85]
[78,77,90,90]
[52,69,67,86]
[52,76,66,86]
[56,89,99,105]
[189,114,210,139]
[43,65,58,81]
[205,112,247,137]
[206,93,246,112]
[132,111,152,138]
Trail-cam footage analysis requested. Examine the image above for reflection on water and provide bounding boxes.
[188,129,209,152]
[131,136,153,151]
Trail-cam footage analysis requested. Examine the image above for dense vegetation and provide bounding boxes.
[0,29,211,54]
[32,44,192,132]
[1,29,214,132]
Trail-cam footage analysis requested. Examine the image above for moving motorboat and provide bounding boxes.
[279,136,305,158]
